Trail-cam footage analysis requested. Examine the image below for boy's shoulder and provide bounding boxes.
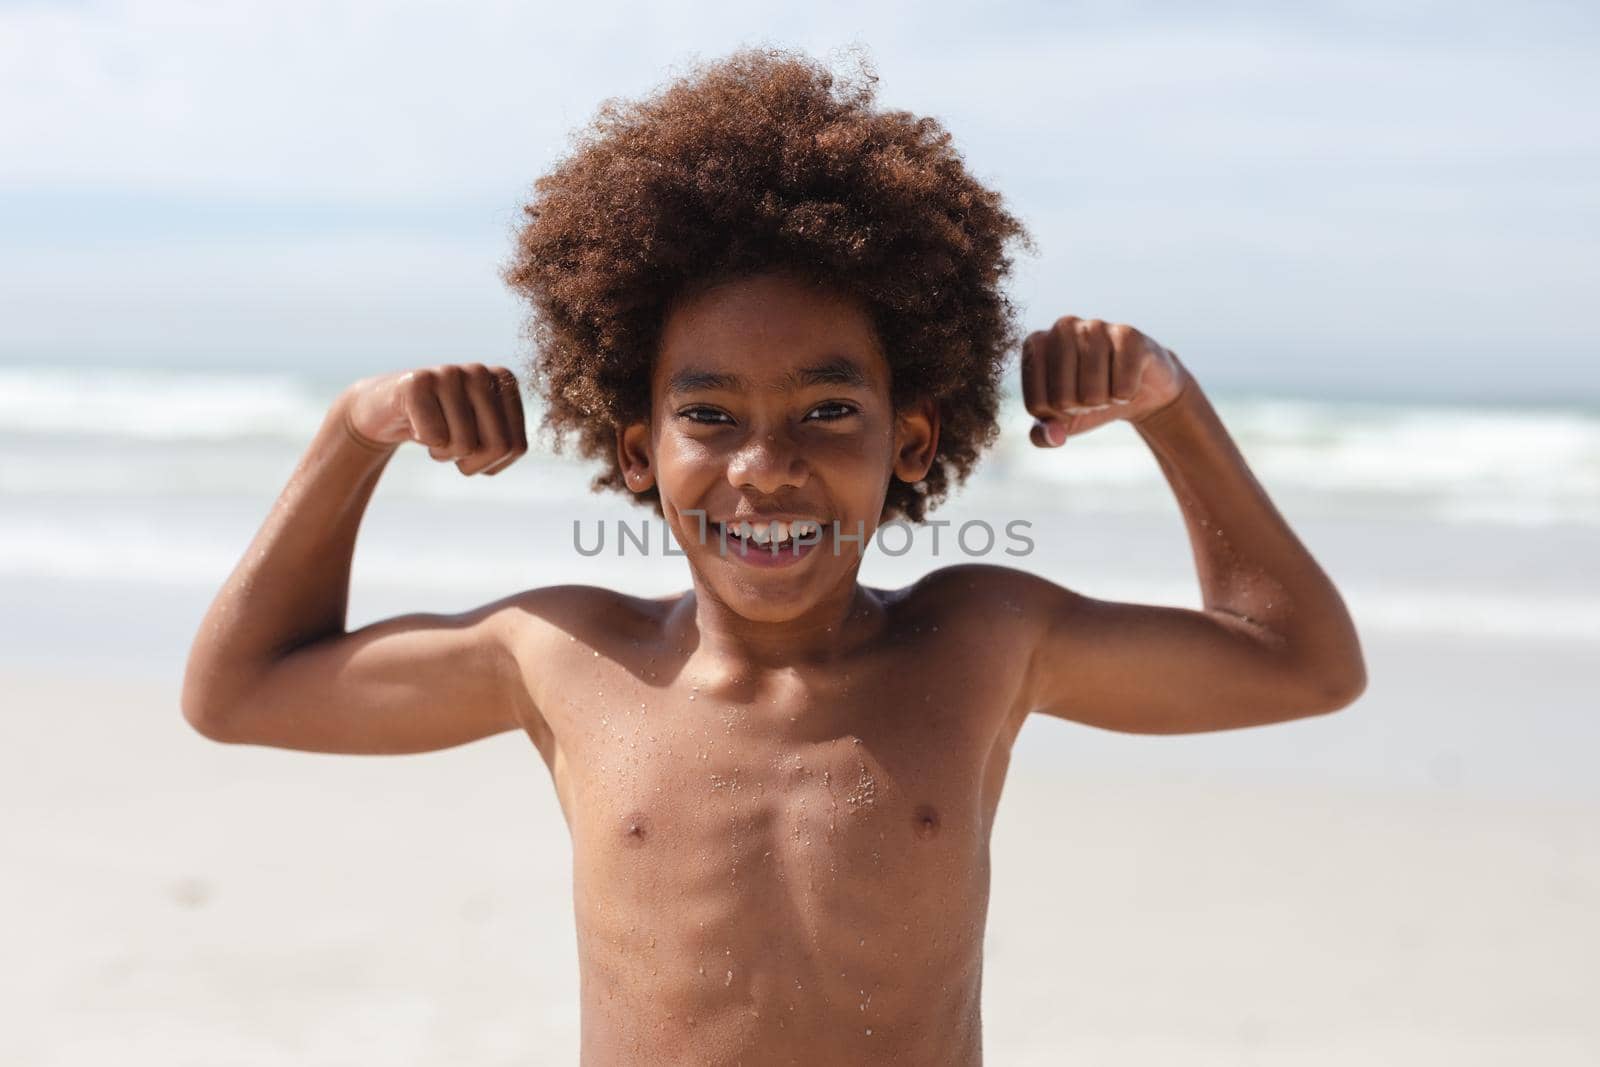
[493,567,1075,662]
[888,564,1075,729]
[498,567,1071,634]
[893,562,1071,635]
[500,583,680,646]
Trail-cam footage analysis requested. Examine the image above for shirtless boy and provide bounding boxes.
[182,47,1366,1065]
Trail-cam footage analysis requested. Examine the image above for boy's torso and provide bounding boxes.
[506,566,1041,1065]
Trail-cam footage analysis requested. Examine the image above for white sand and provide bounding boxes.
[3,668,1596,1066]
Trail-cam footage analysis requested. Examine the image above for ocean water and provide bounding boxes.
[4,359,1598,798]
[4,360,1599,644]
[4,362,1597,521]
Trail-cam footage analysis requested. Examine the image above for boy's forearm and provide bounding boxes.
[182,387,398,717]
[1131,379,1364,689]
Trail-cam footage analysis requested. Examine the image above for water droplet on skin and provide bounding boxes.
[866,1027,873,1036]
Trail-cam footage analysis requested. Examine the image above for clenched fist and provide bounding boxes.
[339,363,529,476]
[1022,317,1193,447]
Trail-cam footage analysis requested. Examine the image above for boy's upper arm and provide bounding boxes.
[197,592,544,755]
[1015,571,1347,734]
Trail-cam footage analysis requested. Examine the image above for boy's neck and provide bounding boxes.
[671,576,886,672]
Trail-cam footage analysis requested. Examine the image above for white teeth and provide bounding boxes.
[727,519,822,545]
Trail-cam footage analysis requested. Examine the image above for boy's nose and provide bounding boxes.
[726,430,809,495]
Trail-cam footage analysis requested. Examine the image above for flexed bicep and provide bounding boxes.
[187,594,535,755]
[1026,588,1356,735]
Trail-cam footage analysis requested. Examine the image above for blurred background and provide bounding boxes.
[2,1,1596,1064]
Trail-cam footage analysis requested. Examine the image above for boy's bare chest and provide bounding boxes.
[536,643,1024,913]
[517,634,1029,1047]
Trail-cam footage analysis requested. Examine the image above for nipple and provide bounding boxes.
[621,811,652,846]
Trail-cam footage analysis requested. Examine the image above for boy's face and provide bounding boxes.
[618,270,938,624]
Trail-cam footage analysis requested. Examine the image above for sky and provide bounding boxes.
[2,0,1596,403]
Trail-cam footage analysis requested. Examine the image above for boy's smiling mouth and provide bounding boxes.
[709,516,828,567]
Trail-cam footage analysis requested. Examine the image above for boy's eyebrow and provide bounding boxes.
[666,368,743,395]
[793,356,872,390]
[666,355,871,396]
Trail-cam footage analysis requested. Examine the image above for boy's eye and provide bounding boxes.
[805,401,857,422]
[677,406,733,426]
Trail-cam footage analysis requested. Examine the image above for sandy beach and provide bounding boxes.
[3,623,1596,1065]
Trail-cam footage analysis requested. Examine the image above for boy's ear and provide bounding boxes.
[892,394,940,485]
[616,420,655,493]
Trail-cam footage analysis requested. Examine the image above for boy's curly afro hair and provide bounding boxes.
[501,44,1037,523]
